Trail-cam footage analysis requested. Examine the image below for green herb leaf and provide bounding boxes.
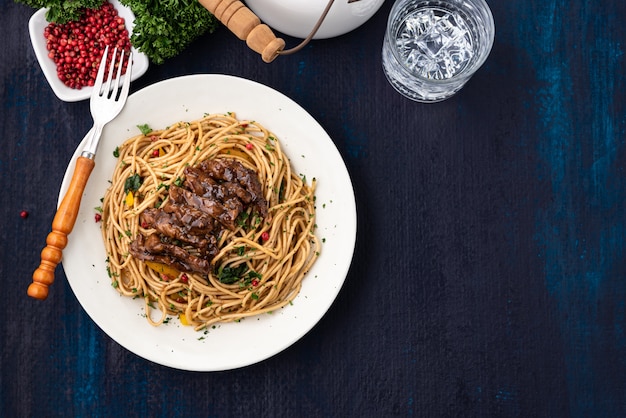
[217,264,249,285]
[124,173,143,194]
[137,124,152,135]
[236,211,249,228]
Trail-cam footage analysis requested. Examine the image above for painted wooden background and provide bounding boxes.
[2,0,625,416]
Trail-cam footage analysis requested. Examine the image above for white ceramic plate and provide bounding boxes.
[60,74,357,371]
[28,0,149,102]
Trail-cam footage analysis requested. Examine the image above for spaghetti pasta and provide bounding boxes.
[101,112,320,331]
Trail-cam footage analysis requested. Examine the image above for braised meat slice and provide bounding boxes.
[169,185,242,231]
[184,166,254,204]
[129,234,212,274]
[160,201,219,234]
[139,207,217,252]
[129,158,269,275]
[197,159,268,217]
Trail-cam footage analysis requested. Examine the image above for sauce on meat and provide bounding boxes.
[129,158,269,275]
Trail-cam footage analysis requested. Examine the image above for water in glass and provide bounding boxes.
[398,6,474,80]
[382,0,494,102]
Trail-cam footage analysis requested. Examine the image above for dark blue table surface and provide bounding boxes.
[3,0,626,416]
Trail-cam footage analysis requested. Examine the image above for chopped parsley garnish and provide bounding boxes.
[217,264,249,284]
[217,264,262,285]
[124,173,143,194]
[236,211,249,228]
[137,124,152,135]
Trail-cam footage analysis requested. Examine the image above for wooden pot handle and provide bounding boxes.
[198,0,285,62]
[28,156,95,300]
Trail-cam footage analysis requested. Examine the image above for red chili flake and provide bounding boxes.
[180,273,189,283]
[20,210,29,219]
[161,273,171,281]
[150,135,158,142]
[151,149,159,157]
[251,279,259,287]
[245,143,254,150]
[241,123,248,128]
[94,213,102,222]
[141,221,149,228]
[261,231,270,241]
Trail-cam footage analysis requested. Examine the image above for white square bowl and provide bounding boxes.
[28,0,149,102]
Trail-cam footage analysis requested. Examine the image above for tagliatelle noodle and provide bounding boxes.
[100,113,319,331]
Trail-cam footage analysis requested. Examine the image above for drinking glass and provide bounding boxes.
[382,0,495,102]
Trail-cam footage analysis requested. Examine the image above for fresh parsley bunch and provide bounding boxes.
[15,0,104,24]
[120,0,219,64]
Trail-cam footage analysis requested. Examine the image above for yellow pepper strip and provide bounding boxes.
[144,261,180,279]
[125,190,134,207]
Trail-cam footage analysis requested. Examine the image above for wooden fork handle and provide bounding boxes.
[29,156,95,300]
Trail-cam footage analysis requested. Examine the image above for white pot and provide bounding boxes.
[245,0,386,39]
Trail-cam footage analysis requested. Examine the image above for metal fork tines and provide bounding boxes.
[81,46,133,159]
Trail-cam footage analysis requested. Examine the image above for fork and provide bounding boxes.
[28,46,133,300]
